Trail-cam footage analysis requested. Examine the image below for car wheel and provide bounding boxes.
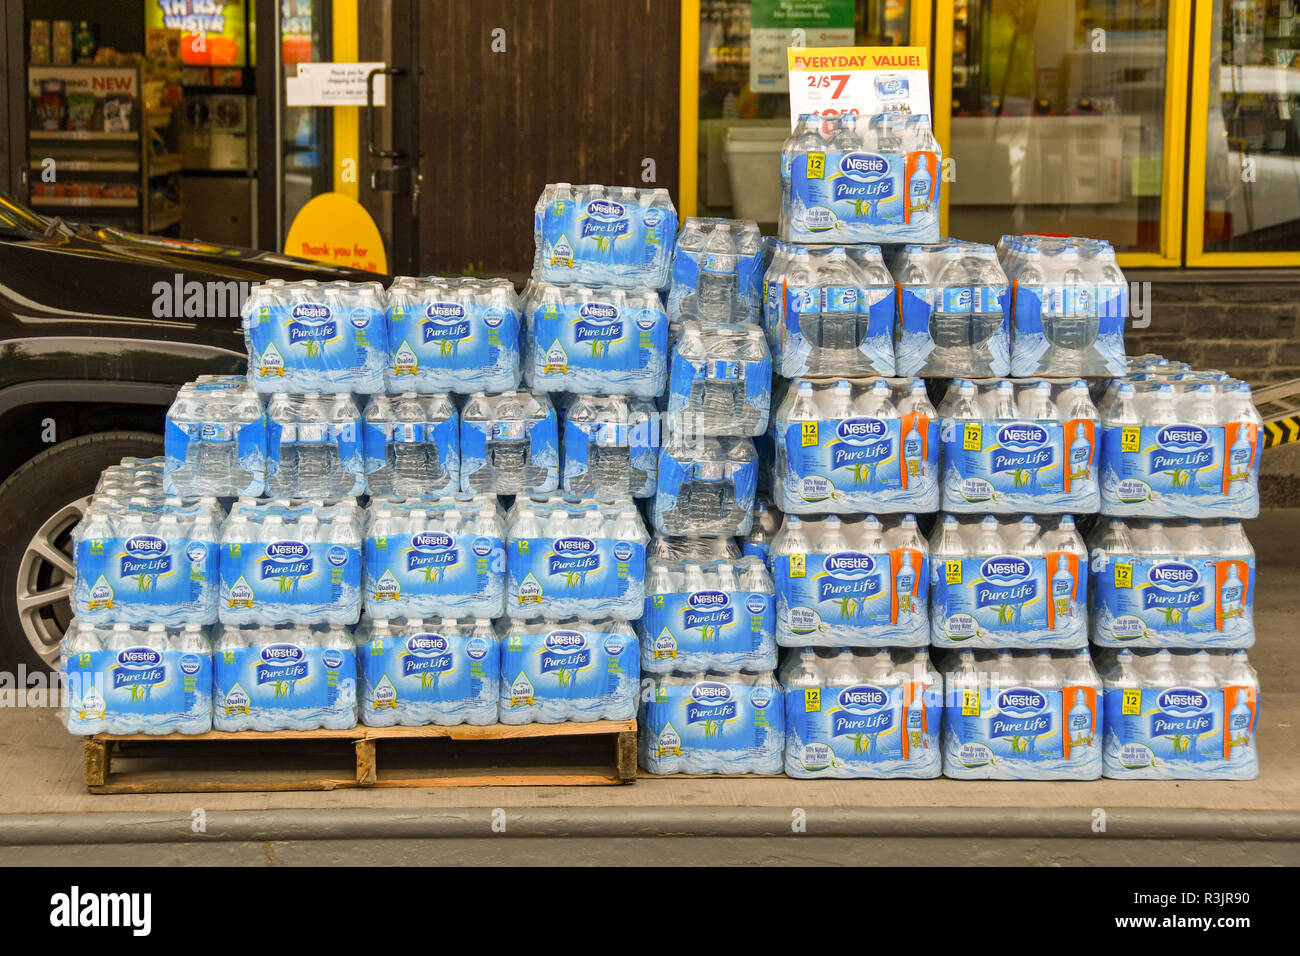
[0,431,163,672]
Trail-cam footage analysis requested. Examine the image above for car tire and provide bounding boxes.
[0,431,163,672]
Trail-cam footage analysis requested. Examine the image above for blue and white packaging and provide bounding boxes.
[265,392,366,498]
[929,514,1089,649]
[938,378,1099,513]
[212,623,357,731]
[666,321,771,436]
[361,393,460,498]
[164,376,266,497]
[639,672,785,774]
[355,617,499,727]
[504,496,648,620]
[1088,518,1255,648]
[653,435,758,537]
[363,496,506,619]
[534,184,678,289]
[763,242,896,378]
[1096,647,1259,780]
[560,394,659,499]
[669,217,764,323]
[1098,377,1261,518]
[941,648,1104,780]
[460,389,559,495]
[73,495,223,626]
[773,377,939,514]
[770,513,930,647]
[218,498,363,626]
[781,112,941,244]
[60,621,212,735]
[782,647,942,779]
[498,618,640,723]
[522,281,668,397]
[384,276,522,393]
[1000,235,1128,378]
[641,554,776,674]
[242,279,387,394]
[890,241,1009,377]
[745,497,782,570]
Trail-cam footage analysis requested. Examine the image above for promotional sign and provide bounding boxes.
[146,0,247,66]
[750,0,856,93]
[787,45,932,128]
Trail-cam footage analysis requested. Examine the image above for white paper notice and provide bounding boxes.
[285,62,387,107]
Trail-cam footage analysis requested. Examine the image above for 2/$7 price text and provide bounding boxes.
[1135,892,1251,907]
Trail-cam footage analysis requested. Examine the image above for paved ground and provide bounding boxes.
[0,511,1295,864]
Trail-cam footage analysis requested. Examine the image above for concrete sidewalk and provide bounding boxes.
[2,511,1297,864]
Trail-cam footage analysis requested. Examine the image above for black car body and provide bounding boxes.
[0,194,385,669]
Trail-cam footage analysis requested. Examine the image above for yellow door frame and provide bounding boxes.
[331,0,360,202]
[1185,0,1300,266]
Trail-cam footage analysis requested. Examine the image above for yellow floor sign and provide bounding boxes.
[283,192,388,274]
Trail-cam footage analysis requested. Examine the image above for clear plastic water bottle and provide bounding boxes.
[698,223,738,321]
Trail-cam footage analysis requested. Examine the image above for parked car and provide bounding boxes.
[0,194,385,670]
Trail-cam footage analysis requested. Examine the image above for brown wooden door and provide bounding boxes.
[414,0,682,277]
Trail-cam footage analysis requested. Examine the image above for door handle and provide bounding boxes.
[366,66,405,159]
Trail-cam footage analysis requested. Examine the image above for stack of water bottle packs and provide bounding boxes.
[57,170,1263,784]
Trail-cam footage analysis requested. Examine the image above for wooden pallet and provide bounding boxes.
[82,720,637,793]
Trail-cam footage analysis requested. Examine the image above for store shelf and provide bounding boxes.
[29,130,138,142]
[30,196,139,209]
[30,159,139,173]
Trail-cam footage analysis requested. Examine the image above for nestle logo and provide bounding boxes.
[688,590,729,609]
[981,556,1031,579]
[117,647,162,667]
[408,634,448,654]
[998,688,1047,712]
[265,541,308,560]
[1150,562,1198,586]
[691,681,731,703]
[291,303,330,320]
[426,303,466,320]
[554,537,596,554]
[840,152,888,178]
[260,643,304,664]
[836,418,887,442]
[412,532,453,551]
[124,535,167,556]
[997,423,1049,447]
[825,552,874,575]
[1158,688,1209,712]
[578,303,618,320]
[587,199,626,219]
[839,685,888,710]
[1157,425,1209,448]
[545,630,586,651]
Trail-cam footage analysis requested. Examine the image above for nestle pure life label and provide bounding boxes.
[358,631,499,727]
[780,412,939,513]
[640,677,785,775]
[787,149,940,244]
[941,418,1098,513]
[1091,552,1254,648]
[75,530,218,625]
[1102,684,1257,780]
[641,587,776,673]
[506,534,646,620]
[931,552,1087,649]
[213,641,357,731]
[943,684,1101,780]
[498,625,639,723]
[364,527,505,619]
[1100,421,1260,518]
[220,536,362,625]
[776,547,929,646]
[63,645,212,734]
[785,681,941,778]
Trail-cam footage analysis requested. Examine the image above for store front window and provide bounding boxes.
[946,0,1172,254]
[1202,0,1300,254]
[693,0,915,226]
